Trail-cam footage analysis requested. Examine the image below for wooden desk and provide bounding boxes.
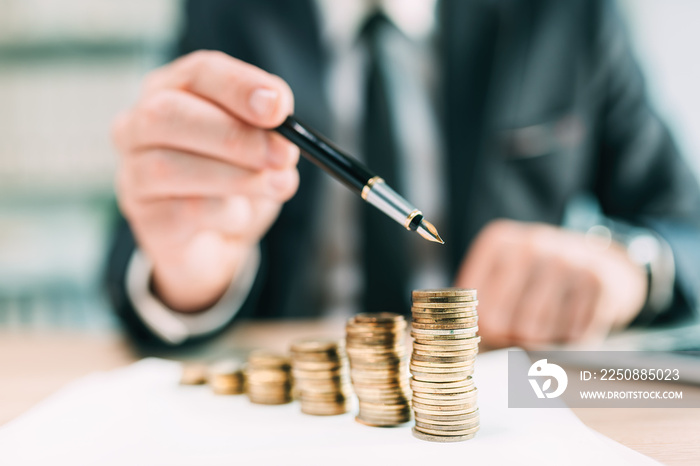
[1,322,699,465]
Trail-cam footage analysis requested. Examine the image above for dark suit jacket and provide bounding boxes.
[106,0,700,346]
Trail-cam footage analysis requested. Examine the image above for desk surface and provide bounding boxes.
[1,321,699,465]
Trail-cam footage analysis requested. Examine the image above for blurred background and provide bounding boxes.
[0,0,698,334]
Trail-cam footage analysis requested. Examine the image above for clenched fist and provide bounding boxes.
[456,220,648,348]
[112,51,299,312]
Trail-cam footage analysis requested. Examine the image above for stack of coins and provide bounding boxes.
[346,313,412,426]
[180,363,208,386]
[246,351,292,405]
[290,339,351,416]
[208,359,246,395]
[410,288,480,442]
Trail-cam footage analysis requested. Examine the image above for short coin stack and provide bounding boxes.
[208,359,246,395]
[346,313,412,427]
[246,351,293,405]
[290,339,351,416]
[410,288,480,442]
[180,363,207,385]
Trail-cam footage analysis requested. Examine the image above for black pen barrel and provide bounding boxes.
[275,116,373,195]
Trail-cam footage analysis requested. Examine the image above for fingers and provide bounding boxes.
[512,259,567,345]
[119,148,299,203]
[114,89,299,172]
[480,248,533,345]
[457,220,531,347]
[123,195,280,249]
[561,275,599,342]
[144,50,293,128]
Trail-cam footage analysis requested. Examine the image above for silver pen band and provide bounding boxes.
[363,178,418,230]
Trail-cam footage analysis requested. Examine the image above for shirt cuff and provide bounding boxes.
[125,247,260,345]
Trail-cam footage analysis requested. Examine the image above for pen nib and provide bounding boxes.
[417,219,444,244]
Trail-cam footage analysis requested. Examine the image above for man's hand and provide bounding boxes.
[455,220,648,348]
[112,51,299,312]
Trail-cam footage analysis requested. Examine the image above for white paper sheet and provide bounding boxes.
[0,349,658,466]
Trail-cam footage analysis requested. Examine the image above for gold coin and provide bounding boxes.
[356,415,411,427]
[411,332,479,342]
[411,307,478,316]
[412,427,476,442]
[412,288,477,299]
[356,394,411,405]
[412,403,478,416]
[351,376,406,386]
[411,385,473,395]
[414,409,479,422]
[290,354,344,364]
[410,370,473,382]
[415,417,480,430]
[346,349,406,357]
[411,349,478,358]
[248,396,292,405]
[412,294,479,304]
[357,411,412,422]
[291,360,343,370]
[298,391,348,401]
[359,402,412,412]
[411,350,477,366]
[411,315,479,324]
[411,319,478,330]
[345,325,406,334]
[412,334,480,343]
[410,364,474,375]
[411,348,478,358]
[415,424,480,436]
[409,376,472,388]
[348,358,407,368]
[210,379,245,395]
[180,363,208,385]
[296,386,349,396]
[409,360,475,371]
[412,393,478,406]
[294,372,348,381]
[415,410,479,424]
[301,405,349,416]
[352,312,406,324]
[207,359,245,395]
[247,351,291,369]
[248,370,291,383]
[411,327,479,336]
[410,301,479,309]
[246,383,292,392]
[411,387,477,400]
[358,406,412,416]
[412,400,479,412]
[345,337,405,346]
[290,338,342,353]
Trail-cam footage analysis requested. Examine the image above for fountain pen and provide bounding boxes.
[275,116,444,244]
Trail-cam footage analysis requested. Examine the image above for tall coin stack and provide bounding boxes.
[290,339,351,416]
[246,351,292,405]
[410,288,481,442]
[346,313,412,426]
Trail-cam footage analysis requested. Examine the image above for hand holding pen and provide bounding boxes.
[112,51,300,313]
[112,51,441,315]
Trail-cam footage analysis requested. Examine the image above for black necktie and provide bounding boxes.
[360,12,409,314]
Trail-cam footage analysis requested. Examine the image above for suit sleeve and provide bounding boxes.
[591,0,700,323]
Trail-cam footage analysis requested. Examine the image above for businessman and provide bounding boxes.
[108,0,700,348]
